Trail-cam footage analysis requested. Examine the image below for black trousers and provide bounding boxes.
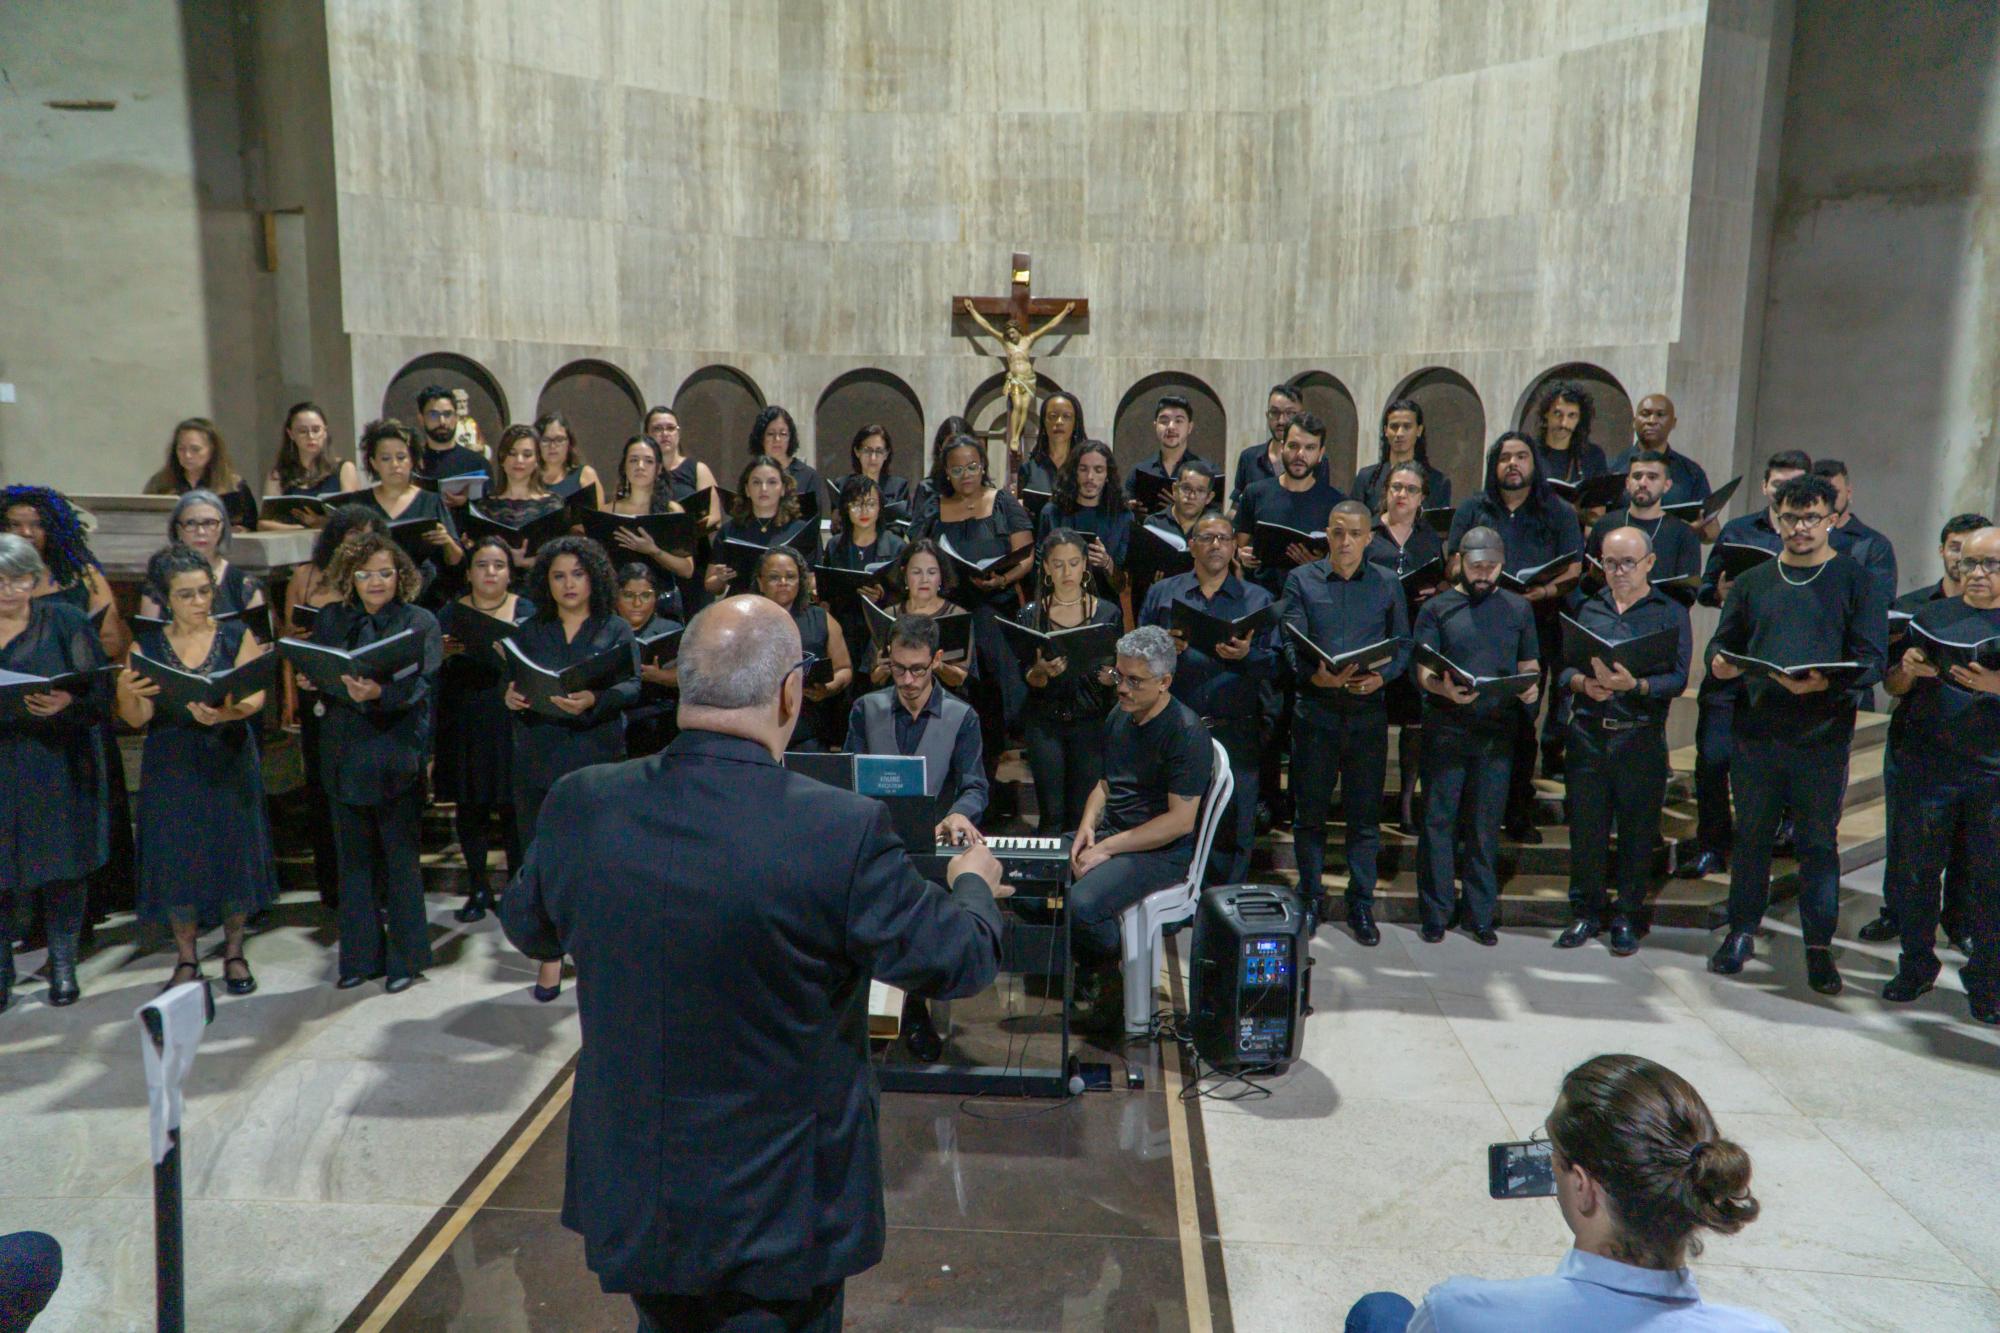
[0,880,84,991]
[1886,755,2000,1000]
[1205,714,1260,885]
[1416,725,1513,932]
[1022,709,1105,835]
[1292,704,1388,909]
[1071,847,1190,960]
[1693,687,1736,857]
[1258,666,1296,815]
[1727,735,1844,946]
[1505,612,1563,825]
[1565,718,1668,922]
[1879,745,1973,938]
[633,1281,844,1333]
[455,801,520,894]
[331,784,432,980]
[299,705,340,904]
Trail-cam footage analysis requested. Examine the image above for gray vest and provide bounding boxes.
[856,687,973,801]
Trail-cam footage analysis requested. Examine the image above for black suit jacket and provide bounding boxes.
[501,728,1002,1298]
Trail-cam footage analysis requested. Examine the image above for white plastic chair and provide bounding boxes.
[1117,738,1234,1034]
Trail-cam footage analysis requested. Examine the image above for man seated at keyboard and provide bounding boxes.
[845,613,988,850]
[1070,625,1215,1029]
[846,612,989,1060]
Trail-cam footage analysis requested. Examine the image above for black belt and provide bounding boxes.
[1576,713,1660,734]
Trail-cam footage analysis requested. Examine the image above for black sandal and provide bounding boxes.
[165,958,204,993]
[221,954,257,997]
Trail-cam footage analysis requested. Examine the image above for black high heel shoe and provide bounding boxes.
[221,954,257,996]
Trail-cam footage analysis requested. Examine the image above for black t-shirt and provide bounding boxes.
[1709,552,1888,748]
[1233,475,1346,591]
[1411,586,1541,733]
[1101,695,1214,855]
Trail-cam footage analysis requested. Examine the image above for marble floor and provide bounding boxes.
[7,863,1999,1331]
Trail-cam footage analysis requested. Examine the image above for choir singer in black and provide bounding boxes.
[1705,473,1887,994]
[1880,525,2000,1023]
[1556,527,1691,957]
[502,595,1002,1332]
[1281,501,1409,943]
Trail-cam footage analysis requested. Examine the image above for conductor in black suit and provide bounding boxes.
[502,594,1005,1332]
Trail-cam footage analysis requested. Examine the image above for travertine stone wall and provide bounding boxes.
[325,0,1742,496]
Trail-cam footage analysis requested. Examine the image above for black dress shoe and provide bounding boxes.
[1348,906,1380,947]
[1805,947,1842,996]
[453,895,488,924]
[1676,850,1727,880]
[385,974,420,994]
[1556,919,1599,950]
[1607,917,1639,957]
[901,996,944,1063]
[1951,935,1977,958]
[336,972,382,990]
[1419,924,1446,944]
[1856,913,1899,943]
[1772,818,1796,858]
[1505,821,1544,845]
[1970,999,2000,1026]
[1474,927,1499,947]
[1881,964,1939,1003]
[1709,931,1754,975]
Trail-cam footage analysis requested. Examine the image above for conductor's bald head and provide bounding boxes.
[677,594,804,756]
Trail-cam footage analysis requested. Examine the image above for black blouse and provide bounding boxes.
[1021,596,1123,723]
[909,488,1033,610]
[313,600,444,805]
[507,613,640,790]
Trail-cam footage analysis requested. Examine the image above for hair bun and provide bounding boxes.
[1686,1137,1759,1234]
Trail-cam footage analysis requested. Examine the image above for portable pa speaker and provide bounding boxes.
[1188,885,1310,1073]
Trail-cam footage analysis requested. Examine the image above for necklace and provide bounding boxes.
[1777,559,1828,587]
[1050,592,1084,608]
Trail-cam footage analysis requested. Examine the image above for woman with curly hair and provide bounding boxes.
[116,544,277,996]
[314,530,444,992]
[502,536,638,1001]
[3,485,129,658]
[704,454,819,597]
[144,416,260,532]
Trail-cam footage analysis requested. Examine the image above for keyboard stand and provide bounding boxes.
[875,885,1077,1100]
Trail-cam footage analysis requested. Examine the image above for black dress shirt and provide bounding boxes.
[1411,586,1540,734]
[1897,598,2000,774]
[1139,572,1277,719]
[1280,559,1411,716]
[1557,586,1692,726]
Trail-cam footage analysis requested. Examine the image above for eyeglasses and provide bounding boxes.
[857,445,889,458]
[353,567,398,582]
[1115,670,1159,691]
[1960,557,2000,576]
[887,659,934,680]
[1773,511,1831,532]
[178,518,223,533]
[422,409,454,422]
[0,574,37,594]
[946,463,984,479]
[1190,531,1234,546]
[1174,483,1212,499]
[1600,557,1645,574]
[1265,407,1294,419]
[1386,482,1424,496]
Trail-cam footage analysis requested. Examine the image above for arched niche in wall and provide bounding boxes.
[536,359,646,485]
[816,369,925,486]
[1112,372,1226,480]
[381,352,508,455]
[1388,367,1485,498]
[1513,362,1634,465]
[671,365,767,474]
[964,371,1065,476]
[1285,371,1361,489]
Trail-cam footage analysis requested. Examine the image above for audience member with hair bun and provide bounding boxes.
[116,544,277,997]
[503,536,638,1002]
[1346,1053,1779,1332]
[435,534,536,925]
[0,531,111,1011]
[144,416,260,532]
[283,504,386,906]
[315,530,444,994]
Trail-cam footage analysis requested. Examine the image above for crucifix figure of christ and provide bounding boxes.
[954,252,1088,484]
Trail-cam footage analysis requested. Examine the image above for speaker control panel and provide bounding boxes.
[1240,936,1292,986]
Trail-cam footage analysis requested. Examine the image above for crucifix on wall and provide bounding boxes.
[953,252,1088,483]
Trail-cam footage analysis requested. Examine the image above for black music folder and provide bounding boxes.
[1662,476,1742,524]
[133,604,272,644]
[684,484,735,518]
[1716,542,1777,580]
[410,472,489,502]
[1422,507,1457,536]
[861,598,972,660]
[935,533,1034,582]
[997,618,1122,673]
[278,630,428,694]
[288,603,322,635]
[1131,521,1196,582]
[635,624,683,667]
[1498,554,1579,594]
[441,606,518,660]
[1414,643,1539,699]
[1559,615,1678,677]
[1546,472,1631,511]
[461,504,578,553]
[1715,649,1863,686]
[718,521,815,579]
[813,561,895,608]
[576,507,699,557]
[499,638,634,716]
[259,493,336,526]
[1285,625,1404,676]
[1170,600,1278,655]
[0,664,117,717]
[1251,522,1329,570]
[1909,622,2000,675]
[1129,469,1173,514]
[1018,486,1053,521]
[1392,556,1447,603]
[128,649,276,712]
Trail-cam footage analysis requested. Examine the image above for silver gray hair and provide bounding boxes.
[168,489,232,550]
[677,598,801,709]
[1117,625,1176,678]
[0,532,46,581]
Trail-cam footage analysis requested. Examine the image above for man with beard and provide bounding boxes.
[1229,382,1325,509]
[1411,526,1540,944]
[1235,412,1346,828]
[1585,451,1700,601]
[412,385,491,507]
[1556,527,1691,957]
[1706,474,1887,995]
[1858,512,1989,949]
[1608,394,1719,542]
[1676,451,1812,880]
[1881,525,2000,1023]
[1447,433,1583,840]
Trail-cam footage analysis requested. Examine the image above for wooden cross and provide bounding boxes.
[952,251,1089,333]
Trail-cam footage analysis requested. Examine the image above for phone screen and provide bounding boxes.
[1488,1139,1556,1199]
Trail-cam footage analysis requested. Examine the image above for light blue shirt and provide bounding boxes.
[1408,1249,1787,1332]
